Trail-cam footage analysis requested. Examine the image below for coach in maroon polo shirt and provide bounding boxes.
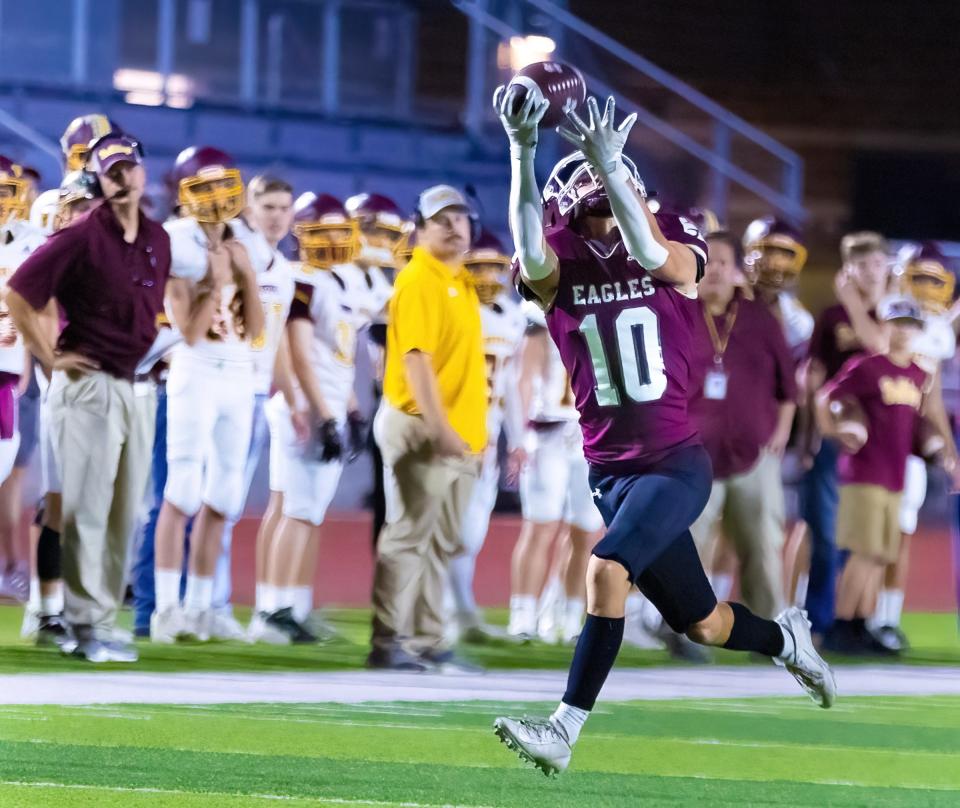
[7,133,170,662]
[688,231,797,618]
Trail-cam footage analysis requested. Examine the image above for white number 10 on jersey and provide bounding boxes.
[579,307,667,405]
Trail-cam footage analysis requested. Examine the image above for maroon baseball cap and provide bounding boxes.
[88,134,144,175]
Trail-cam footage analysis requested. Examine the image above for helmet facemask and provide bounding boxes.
[464,252,510,305]
[906,261,955,312]
[543,152,646,221]
[0,174,30,224]
[179,169,246,224]
[295,218,360,269]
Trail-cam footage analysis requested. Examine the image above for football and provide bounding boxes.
[830,397,868,453]
[508,61,587,128]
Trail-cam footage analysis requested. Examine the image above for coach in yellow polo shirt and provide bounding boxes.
[369,185,487,672]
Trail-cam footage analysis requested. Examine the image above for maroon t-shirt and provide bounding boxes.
[688,293,798,479]
[824,354,927,491]
[9,203,171,381]
[809,303,875,381]
[519,212,707,474]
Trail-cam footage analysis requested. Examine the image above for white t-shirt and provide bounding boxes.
[0,220,46,375]
[522,299,578,423]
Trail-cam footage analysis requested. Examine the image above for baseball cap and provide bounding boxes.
[878,295,923,324]
[87,133,143,175]
[417,184,470,220]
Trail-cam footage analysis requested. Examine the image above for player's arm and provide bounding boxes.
[922,367,958,465]
[286,285,334,422]
[224,240,265,343]
[558,96,698,294]
[404,350,468,457]
[6,289,57,369]
[165,276,217,346]
[834,270,887,353]
[493,84,559,306]
[517,325,547,422]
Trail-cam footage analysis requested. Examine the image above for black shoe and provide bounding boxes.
[264,607,317,644]
[856,622,899,657]
[366,646,430,672]
[36,614,77,653]
[822,620,878,656]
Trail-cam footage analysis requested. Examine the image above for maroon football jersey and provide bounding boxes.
[824,353,927,492]
[524,212,707,473]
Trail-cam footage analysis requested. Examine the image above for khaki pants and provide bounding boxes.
[49,370,156,632]
[690,450,785,619]
[371,404,478,654]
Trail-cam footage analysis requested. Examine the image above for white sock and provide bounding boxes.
[550,702,589,746]
[184,575,214,611]
[886,589,904,627]
[255,583,264,612]
[275,586,295,610]
[564,597,585,635]
[155,569,182,612]
[794,574,808,608]
[40,586,63,617]
[259,584,277,613]
[291,586,313,622]
[28,577,41,612]
[510,595,537,633]
[710,573,734,603]
[777,624,796,662]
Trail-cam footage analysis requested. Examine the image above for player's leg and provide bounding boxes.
[152,363,210,642]
[800,439,840,638]
[0,379,34,603]
[0,466,26,601]
[209,392,270,640]
[870,455,925,651]
[182,380,255,641]
[559,451,604,643]
[449,444,500,641]
[512,427,566,637]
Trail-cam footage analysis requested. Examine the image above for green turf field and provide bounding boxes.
[0,696,958,806]
[0,605,957,674]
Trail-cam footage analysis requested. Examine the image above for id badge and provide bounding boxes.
[704,367,728,400]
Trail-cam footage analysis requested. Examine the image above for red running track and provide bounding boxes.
[222,512,956,611]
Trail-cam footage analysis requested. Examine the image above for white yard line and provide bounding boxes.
[0,781,495,807]
[0,665,958,706]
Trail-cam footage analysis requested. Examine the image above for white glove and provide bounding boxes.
[493,84,551,158]
[557,95,637,175]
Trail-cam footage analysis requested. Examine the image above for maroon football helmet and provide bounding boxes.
[542,150,646,229]
[683,207,721,236]
[742,216,807,290]
[293,192,360,269]
[903,242,955,312]
[344,192,407,248]
[60,114,120,172]
[465,229,511,305]
[172,145,245,224]
[0,155,29,222]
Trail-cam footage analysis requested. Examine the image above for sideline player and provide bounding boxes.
[446,229,527,642]
[151,146,264,643]
[490,90,835,774]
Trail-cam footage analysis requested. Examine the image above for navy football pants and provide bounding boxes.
[799,439,839,635]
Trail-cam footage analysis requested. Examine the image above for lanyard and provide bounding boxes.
[702,300,739,363]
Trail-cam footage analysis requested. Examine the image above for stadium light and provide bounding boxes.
[497,35,556,71]
[114,68,196,109]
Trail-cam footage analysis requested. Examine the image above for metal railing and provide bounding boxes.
[453,0,807,223]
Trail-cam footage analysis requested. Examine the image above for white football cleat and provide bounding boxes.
[209,608,247,641]
[493,716,572,776]
[775,607,837,709]
[181,608,212,642]
[149,606,185,644]
[20,605,40,641]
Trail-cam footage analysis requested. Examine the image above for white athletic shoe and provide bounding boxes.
[209,609,247,641]
[246,612,291,645]
[493,716,572,776]
[774,607,837,709]
[150,606,185,644]
[181,608,212,642]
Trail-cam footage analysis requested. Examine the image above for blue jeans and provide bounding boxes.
[212,393,269,611]
[800,439,839,634]
[131,386,192,634]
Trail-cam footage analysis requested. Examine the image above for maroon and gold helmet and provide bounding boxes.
[542,150,646,229]
[394,225,416,265]
[742,216,807,288]
[0,155,30,223]
[904,242,955,312]
[344,192,408,249]
[683,206,721,236]
[60,114,119,172]
[464,229,511,305]
[293,192,360,269]
[172,145,245,224]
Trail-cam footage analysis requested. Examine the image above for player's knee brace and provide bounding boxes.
[37,525,62,581]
